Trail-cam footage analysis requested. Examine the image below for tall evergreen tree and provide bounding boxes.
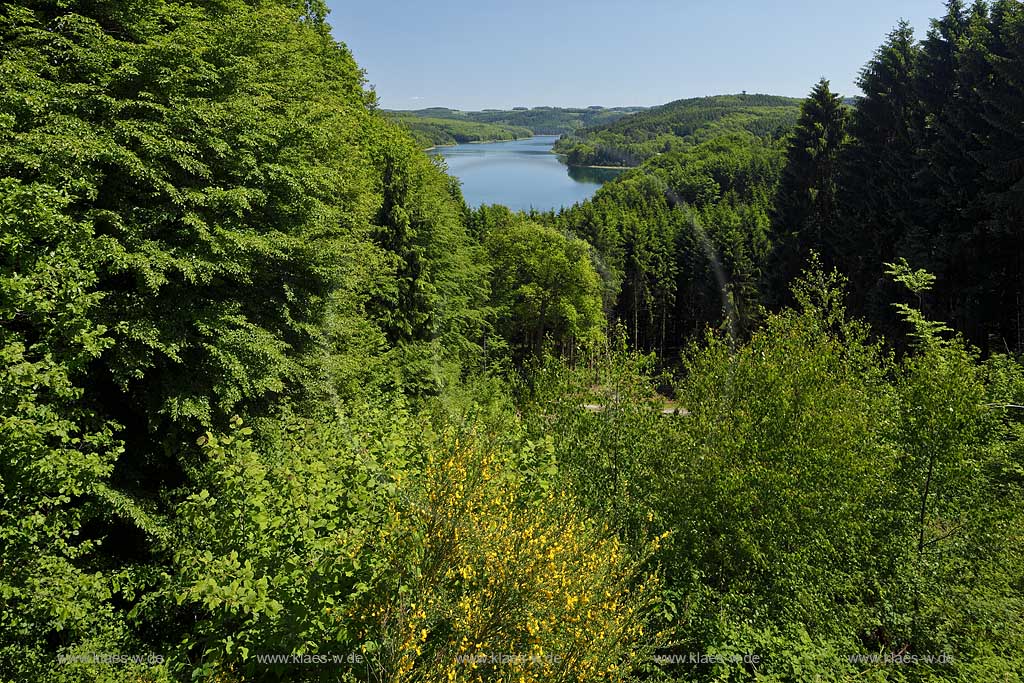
[835,22,923,327]
[770,78,848,298]
[910,3,999,348]
[917,1,970,117]
[974,0,1024,350]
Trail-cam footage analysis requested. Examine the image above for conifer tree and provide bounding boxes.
[911,4,994,345]
[771,78,848,296]
[834,22,923,325]
[975,0,1024,350]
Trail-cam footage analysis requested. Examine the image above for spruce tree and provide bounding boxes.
[975,0,1024,350]
[835,22,923,327]
[909,3,994,348]
[771,78,848,298]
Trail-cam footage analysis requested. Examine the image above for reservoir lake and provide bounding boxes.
[430,135,624,212]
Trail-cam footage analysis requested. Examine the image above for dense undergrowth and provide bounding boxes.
[2,1,1023,682]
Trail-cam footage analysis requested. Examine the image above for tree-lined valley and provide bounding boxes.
[2,1,1023,682]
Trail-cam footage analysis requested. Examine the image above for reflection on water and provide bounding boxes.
[567,165,627,185]
[431,136,624,212]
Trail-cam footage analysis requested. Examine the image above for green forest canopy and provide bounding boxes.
[387,104,646,135]
[2,0,1024,682]
[552,93,802,166]
[383,113,533,148]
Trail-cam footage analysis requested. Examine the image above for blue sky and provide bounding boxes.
[325,0,949,110]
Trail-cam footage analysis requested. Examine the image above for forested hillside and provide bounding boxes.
[2,1,1024,682]
[537,132,783,354]
[383,114,533,148]
[388,105,646,135]
[552,94,801,166]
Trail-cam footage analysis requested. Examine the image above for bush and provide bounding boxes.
[524,266,1024,680]
[170,399,665,681]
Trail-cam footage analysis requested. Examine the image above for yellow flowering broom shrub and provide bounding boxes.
[351,422,666,682]
[170,401,664,682]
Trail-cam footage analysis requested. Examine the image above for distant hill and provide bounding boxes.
[552,94,802,167]
[386,106,647,136]
[386,114,532,148]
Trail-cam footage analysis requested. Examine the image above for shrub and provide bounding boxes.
[170,400,664,681]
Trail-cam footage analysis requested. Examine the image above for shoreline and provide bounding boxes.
[550,152,632,170]
[565,162,633,170]
[427,136,633,172]
[425,134,547,152]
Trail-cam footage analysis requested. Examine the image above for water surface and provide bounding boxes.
[431,135,623,212]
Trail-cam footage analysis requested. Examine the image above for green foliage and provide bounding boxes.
[482,217,605,359]
[545,133,784,356]
[0,1,487,678]
[552,94,801,167]
[883,267,1024,679]
[0,178,157,683]
[886,257,954,347]
[0,0,384,434]
[5,1,1024,681]
[524,266,1024,681]
[828,21,926,333]
[170,403,664,682]
[654,269,903,676]
[385,114,533,148]
[521,338,674,547]
[770,78,849,295]
[389,105,646,135]
[365,127,490,395]
[824,3,1024,353]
